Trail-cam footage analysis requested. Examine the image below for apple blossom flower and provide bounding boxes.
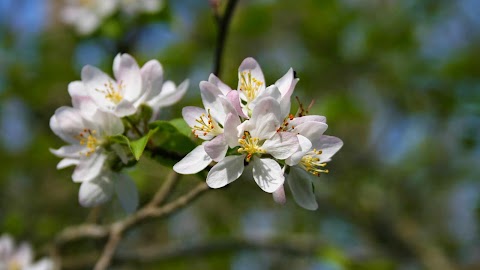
[81,53,144,117]
[235,57,299,117]
[0,234,54,270]
[50,98,124,182]
[61,0,117,35]
[134,59,189,120]
[283,135,343,210]
[173,79,239,174]
[206,98,299,193]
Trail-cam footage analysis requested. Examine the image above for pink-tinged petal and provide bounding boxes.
[208,73,232,95]
[204,134,228,162]
[252,158,284,193]
[287,166,317,210]
[67,80,97,120]
[81,65,116,110]
[275,68,299,99]
[173,145,212,174]
[57,158,80,169]
[224,113,241,148]
[68,80,87,105]
[113,53,143,101]
[139,59,163,103]
[78,176,114,207]
[249,97,282,140]
[285,135,312,166]
[114,173,138,213]
[272,185,286,205]
[150,79,189,109]
[72,152,107,182]
[90,109,124,136]
[291,121,328,145]
[199,81,226,125]
[262,132,299,160]
[289,115,326,126]
[226,90,248,118]
[50,145,84,159]
[251,85,281,105]
[113,99,137,117]
[181,106,214,140]
[237,57,265,92]
[206,155,245,188]
[314,135,344,163]
[51,107,87,143]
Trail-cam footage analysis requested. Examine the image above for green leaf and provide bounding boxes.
[169,118,192,138]
[129,128,159,160]
[148,121,196,153]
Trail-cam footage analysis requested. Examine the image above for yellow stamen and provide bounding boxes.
[191,109,222,137]
[239,71,263,102]
[96,80,124,104]
[301,149,329,176]
[238,131,265,162]
[76,128,100,156]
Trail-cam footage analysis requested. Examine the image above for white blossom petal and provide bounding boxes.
[315,135,344,163]
[204,134,228,162]
[291,121,328,145]
[199,81,226,125]
[226,90,248,118]
[57,158,80,169]
[206,155,245,189]
[113,53,143,101]
[27,258,55,270]
[223,113,241,148]
[181,106,214,140]
[262,132,299,160]
[285,135,312,166]
[208,73,231,95]
[173,145,212,174]
[13,243,33,267]
[139,59,163,103]
[114,173,139,213]
[289,115,326,126]
[248,97,282,140]
[78,176,114,207]
[50,145,84,159]
[113,99,137,117]
[81,65,116,110]
[252,158,284,193]
[150,79,189,109]
[272,185,286,205]
[72,152,107,182]
[51,107,88,143]
[275,68,298,98]
[238,57,265,92]
[287,166,318,210]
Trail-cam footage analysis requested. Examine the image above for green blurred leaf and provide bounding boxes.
[129,128,159,160]
[169,118,192,138]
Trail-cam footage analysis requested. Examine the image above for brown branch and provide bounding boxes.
[213,0,240,76]
[53,181,209,269]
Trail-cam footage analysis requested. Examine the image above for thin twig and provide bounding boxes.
[92,182,209,270]
[213,0,240,76]
[148,171,181,207]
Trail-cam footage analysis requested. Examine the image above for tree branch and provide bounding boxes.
[213,0,240,76]
[53,181,209,269]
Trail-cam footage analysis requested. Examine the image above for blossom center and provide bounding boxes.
[239,71,263,102]
[238,131,265,162]
[191,109,223,138]
[96,80,124,105]
[8,260,21,270]
[76,128,101,156]
[301,149,329,176]
[80,0,94,7]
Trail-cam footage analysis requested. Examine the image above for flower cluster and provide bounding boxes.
[0,234,54,270]
[173,58,343,210]
[50,53,188,211]
[61,0,164,35]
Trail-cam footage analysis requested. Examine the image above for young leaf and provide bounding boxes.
[129,128,159,160]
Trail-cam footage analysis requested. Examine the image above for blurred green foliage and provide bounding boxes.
[0,0,479,269]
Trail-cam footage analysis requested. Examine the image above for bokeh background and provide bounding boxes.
[1,0,480,269]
